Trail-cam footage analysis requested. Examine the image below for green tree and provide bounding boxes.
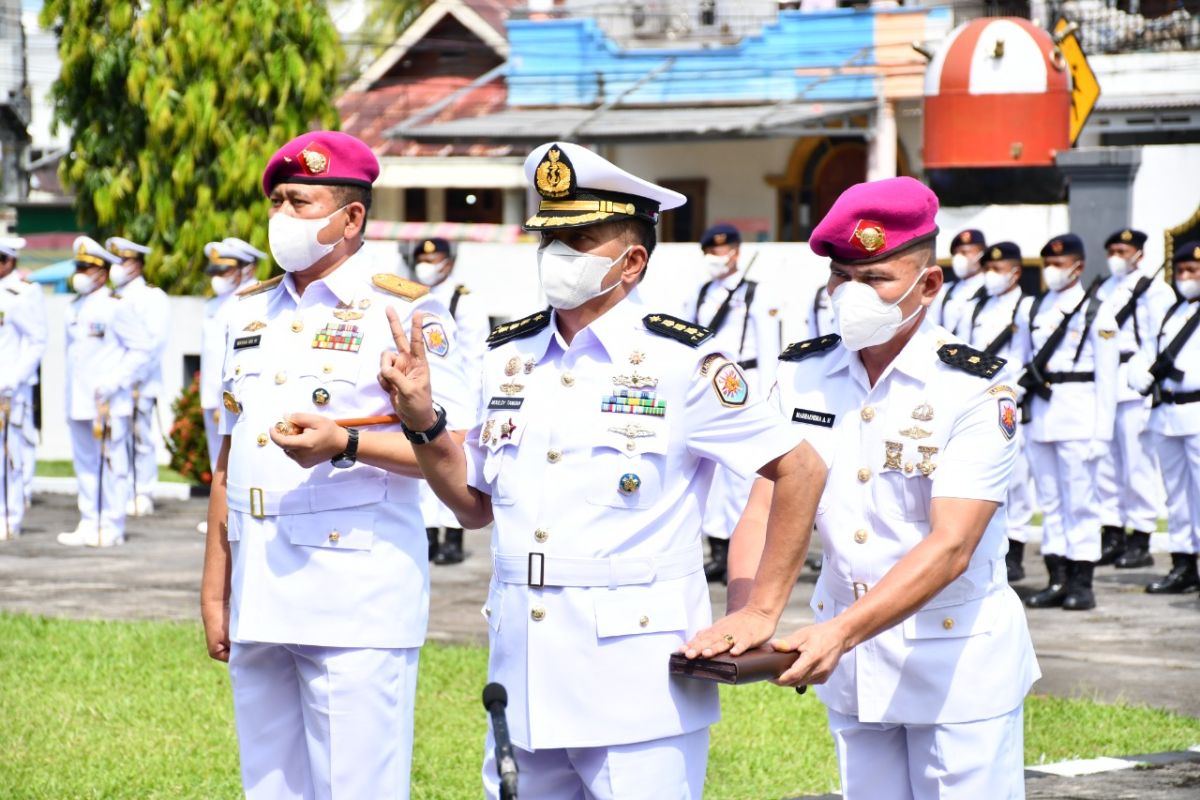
[41,0,343,294]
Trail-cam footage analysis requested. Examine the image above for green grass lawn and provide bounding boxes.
[1,614,1197,799]
[34,460,191,485]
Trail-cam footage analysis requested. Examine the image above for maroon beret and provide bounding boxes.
[810,176,940,265]
[261,131,380,196]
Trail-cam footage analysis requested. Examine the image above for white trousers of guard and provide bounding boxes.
[1006,438,1035,544]
[1152,431,1200,555]
[827,705,1025,800]
[1027,439,1101,562]
[68,417,130,537]
[18,385,37,504]
[482,727,708,800]
[229,642,419,800]
[1097,400,1161,532]
[203,406,222,473]
[130,395,158,501]
[2,408,25,537]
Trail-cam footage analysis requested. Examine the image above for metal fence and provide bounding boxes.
[983,0,1200,53]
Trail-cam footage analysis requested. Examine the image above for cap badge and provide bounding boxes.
[1194,246,1200,260]
[1051,240,1064,254]
[959,231,970,243]
[535,146,573,199]
[991,247,1002,260]
[298,146,329,176]
[851,220,886,254]
[1120,230,1133,242]
[423,240,435,254]
[713,233,727,245]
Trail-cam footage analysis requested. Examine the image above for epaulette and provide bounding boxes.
[487,310,551,348]
[237,275,284,299]
[937,343,1006,379]
[372,274,429,301]
[642,314,713,347]
[455,285,470,296]
[779,334,841,362]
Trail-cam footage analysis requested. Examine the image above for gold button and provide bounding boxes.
[531,606,546,621]
[291,320,303,333]
[547,449,562,463]
[817,601,825,611]
[861,406,875,422]
[904,463,913,474]
[625,441,635,452]
[942,617,954,630]
[328,531,340,543]
[256,433,268,447]
[561,373,575,387]
[639,615,649,628]
[854,529,869,544]
[275,371,286,385]
[234,365,242,376]
[322,364,333,375]
[484,607,492,617]
[857,468,871,483]
[534,528,549,543]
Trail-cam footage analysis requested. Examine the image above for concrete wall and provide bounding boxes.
[1130,144,1200,268]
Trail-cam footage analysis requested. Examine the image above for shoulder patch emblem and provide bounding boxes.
[487,310,551,349]
[643,313,713,347]
[937,343,1006,379]
[779,334,841,362]
[372,274,429,301]
[712,362,749,407]
[236,275,283,299]
[422,320,450,358]
[998,396,1018,440]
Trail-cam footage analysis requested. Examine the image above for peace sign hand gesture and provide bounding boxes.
[379,307,438,430]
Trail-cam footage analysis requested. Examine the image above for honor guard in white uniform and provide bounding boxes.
[58,237,156,547]
[682,223,781,582]
[1127,240,1200,596]
[808,282,836,338]
[967,242,1036,582]
[931,228,987,336]
[0,237,46,539]
[410,236,489,565]
[199,131,471,800]
[1019,234,1121,611]
[380,141,822,800]
[689,178,1038,800]
[106,236,170,517]
[1095,228,1176,569]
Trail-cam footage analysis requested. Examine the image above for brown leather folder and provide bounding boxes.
[668,647,798,685]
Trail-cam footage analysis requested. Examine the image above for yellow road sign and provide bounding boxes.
[1054,18,1101,144]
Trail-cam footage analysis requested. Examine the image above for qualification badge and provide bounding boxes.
[998,397,1017,440]
[712,362,748,407]
[422,320,450,357]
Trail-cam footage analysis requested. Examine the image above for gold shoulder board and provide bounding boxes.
[373,274,429,301]
[236,275,284,299]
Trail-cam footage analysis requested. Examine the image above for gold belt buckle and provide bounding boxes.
[249,487,265,519]
[853,581,869,600]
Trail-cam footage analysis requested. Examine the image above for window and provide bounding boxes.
[405,188,428,222]
[445,188,502,224]
[657,178,707,243]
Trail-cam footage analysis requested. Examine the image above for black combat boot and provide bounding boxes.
[704,537,728,583]
[1146,553,1200,594]
[1115,531,1154,569]
[1025,555,1068,608]
[1097,525,1126,566]
[426,527,440,561]
[1006,539,1026,582]
[1062,560,1097,610]
[434,528,465,565]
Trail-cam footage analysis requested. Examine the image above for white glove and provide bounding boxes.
[1084,439,1108,462]
[1126,351,1154,394]
[94,384,117,406]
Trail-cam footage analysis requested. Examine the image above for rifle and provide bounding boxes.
[1113,266,1165,342]
[1017,279,1101,417]
[1145,301,1200,405]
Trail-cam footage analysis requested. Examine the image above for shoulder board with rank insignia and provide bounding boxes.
[937,343,1006,379]
[487,310,551,348]
[779,334,841,362]
[236,275,284,299]
[455,285,470,296]
[372,273,429,301]
[643,314,713,347]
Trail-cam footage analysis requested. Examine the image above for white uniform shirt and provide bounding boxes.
[115,276,170,399]
[0,273,47,408]
[1145,298,1200,437]
[1017,282,1120,443]
[934,271,986,338]
[428,277,489,415]
[775,319,1038,724]
[64,289,153,420]
[218,249,472,649]
[682,271,779,392]
[465,291,802,750]
[964,287,1033,386]
[200,282,251,411]
[1097,267,1177,404]
[807,284,836,339]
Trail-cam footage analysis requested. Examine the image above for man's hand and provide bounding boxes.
[768,620,849,688]
[269,412,348,468]
[679,606,777,659]
[1083,438,1108,462]
[1127,352,1154,394]
[378,308,437,430]
[201,600,230,663]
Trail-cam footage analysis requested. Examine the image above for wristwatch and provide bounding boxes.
[330,427,360,468]
[401,403,447,445]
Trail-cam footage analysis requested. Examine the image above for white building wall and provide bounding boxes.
[1131,144,1200,268]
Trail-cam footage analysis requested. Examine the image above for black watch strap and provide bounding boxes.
[331,427,360,467]
[401,404,447,445]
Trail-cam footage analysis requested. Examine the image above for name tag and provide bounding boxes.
[792,408,835,428]
[233,335,261,350]
[488,397,524,410]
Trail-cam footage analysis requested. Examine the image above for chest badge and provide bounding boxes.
[612,372,658,389]
[629,350,646,365]
[619,473,642,495]
[883,441,904,471]
[243,320,266,332]
[899,426,932,440]
[222,391,242,415]
[499,418,518,440]
[500,381,524,396]
[312,388,331,406]
[917,445,939,476]
[911,403,934,422]
[313,323,363,353]
[481,419,497,446]
[524,358,537,374]
[602,389,666,417]
[333,301,363,322]
[504,357,521,377]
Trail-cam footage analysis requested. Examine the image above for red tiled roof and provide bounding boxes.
[462,0,523,35]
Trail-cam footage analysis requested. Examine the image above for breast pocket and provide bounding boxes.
[480,412,526,506]
[874,471,930,522]
[586,421,670,510]
[280,510,375,552]
[296,356,365,414]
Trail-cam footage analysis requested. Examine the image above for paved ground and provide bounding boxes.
[3,493,1199,797]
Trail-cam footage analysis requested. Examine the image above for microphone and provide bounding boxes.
[482,682,519,799]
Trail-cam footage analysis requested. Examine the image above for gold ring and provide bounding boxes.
[723,634,736,646]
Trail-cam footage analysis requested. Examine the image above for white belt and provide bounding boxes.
[493,543,704,589]
[820,559,1005,609]
[227,474,417,518]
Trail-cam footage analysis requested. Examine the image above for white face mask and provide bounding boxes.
[703,252,732,279]
[1043,263,1079,292]
[984,269,1016,297]
[109,262,138,287]
[1177,279,1200,301]
[537,239,631,311]
[832,268,929,352]
[951,252,978,280]
[211,272,241,296]
[1107,253,1136,278]
[268,206,348,273]
[414,259,447,286]
[71,271,103,295]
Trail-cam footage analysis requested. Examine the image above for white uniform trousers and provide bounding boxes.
[202,406,222,473]
[1152,431,1200,555]
[19,385,37,505]
[229,642,419,800]
[1096,400,1161,532]
[827,705,1025,800]
[1026,439,1101,562]
[68,417,130,537]
[2,409,25,538]
[1006,439,1035,544]
[130,395,158,501]
[482,727,708,800]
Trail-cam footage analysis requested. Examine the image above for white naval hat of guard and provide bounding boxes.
[522,141,686,231]
[204,240,255,274]
[74,236,121,267]
[0,236,27,259]
[221,237,268,262]
[105,236,152,259]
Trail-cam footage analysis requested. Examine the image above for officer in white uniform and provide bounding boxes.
[200,130,471,800]
[1095,228,1175,569]
[105,236,170,517]
[0,237,46,539]
[681,223,781,582]
[58,237,155,547]
[966,242,1035,582]
[1019,234,1120,611]
[688,177,1038,800]
[931,228,986,336]
[379,141,822,800]
[410,236,489,564]
[1128,240,1200,595]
